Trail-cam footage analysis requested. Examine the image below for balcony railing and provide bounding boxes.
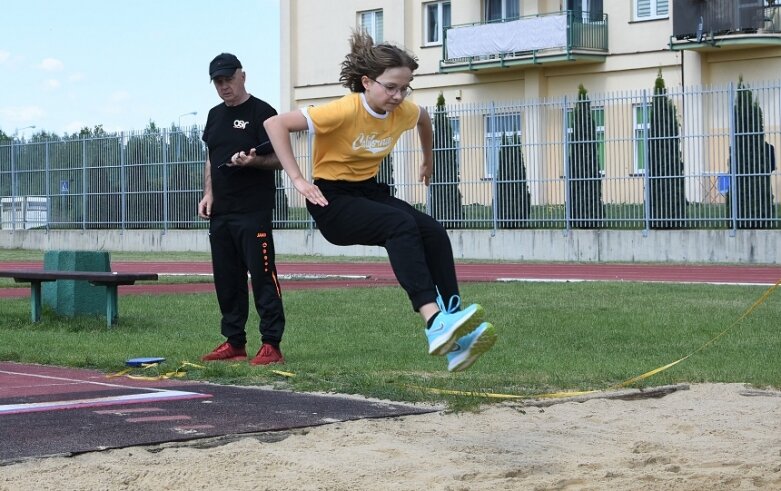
[440,11,608,73]
[670,2,781,50]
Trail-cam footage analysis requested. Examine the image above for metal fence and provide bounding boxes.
[1,80,779,232]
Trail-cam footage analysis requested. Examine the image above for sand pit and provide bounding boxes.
[1,383,779,490]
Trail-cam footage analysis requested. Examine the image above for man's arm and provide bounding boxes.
[242,151,283,170]
[226,148,283,170]
[198,158,214,219]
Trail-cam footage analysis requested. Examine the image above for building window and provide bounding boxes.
[567,0,604,22]
[566,107,605,175]
[634,104,649,174]
[484,0,520,22]
[485,113,522,178]
[635,0,669,21]
[424,1,451,45]
[359,9,384,43]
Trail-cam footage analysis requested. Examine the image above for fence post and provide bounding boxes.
[562,96,570,236]
[45,141,51,232]
[10,139,17,231]
[81,139,87,231]
[306,129,316,234]
[162,129,169,234]
[121,132,127,231]
[642,89,651,236]
[489,101,498,235]
[727,82,738,236]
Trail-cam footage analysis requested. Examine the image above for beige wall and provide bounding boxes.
[280,1,781,208]
[280,5,781,126]
[282,1,781,110]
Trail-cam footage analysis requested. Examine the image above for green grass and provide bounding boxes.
[1,281,779,410]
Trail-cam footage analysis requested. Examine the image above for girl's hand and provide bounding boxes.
[419,159,433,186]
[294,178,328,206]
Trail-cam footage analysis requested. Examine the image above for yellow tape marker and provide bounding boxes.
[107,360,205,381]
[271,369,296,378]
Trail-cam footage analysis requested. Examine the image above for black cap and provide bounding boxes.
[209,53,242,80]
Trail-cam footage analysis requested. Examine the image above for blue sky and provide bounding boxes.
[0,0,280,137]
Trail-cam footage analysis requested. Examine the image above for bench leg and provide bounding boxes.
[105,285,118,327]
[30,281,42,322]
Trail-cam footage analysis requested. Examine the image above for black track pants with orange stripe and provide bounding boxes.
[209,209,285,347]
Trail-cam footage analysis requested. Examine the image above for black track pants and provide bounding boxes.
[308,179,459,311]
[208,209,285,347]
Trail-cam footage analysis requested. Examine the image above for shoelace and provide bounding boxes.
[436,288,462,314]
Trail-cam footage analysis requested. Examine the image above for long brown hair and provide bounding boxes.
[339,30,419,93]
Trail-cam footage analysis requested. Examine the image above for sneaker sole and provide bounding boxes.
[249,359,285,366]
[448,324,497,372]
[201,355,247,362]
[429,304,485,356]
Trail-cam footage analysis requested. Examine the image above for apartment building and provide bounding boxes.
[279,0,781,111]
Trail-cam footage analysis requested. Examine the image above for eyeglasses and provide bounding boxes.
[369,78,413,97]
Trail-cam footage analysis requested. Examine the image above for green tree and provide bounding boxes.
[0,132,10,198]
[273,170,290,228]
[125,122,165,228]
[648,71,687,228]
[567,84,604,228]
[727,77,775,228]
[430,93,463,228]
[77,126,122,229]
[165,124,206,229]
[495,133,531,228]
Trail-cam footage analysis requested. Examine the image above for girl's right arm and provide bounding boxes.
[264,111,328,207]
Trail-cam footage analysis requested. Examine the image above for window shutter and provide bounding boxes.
[637,0,651,18]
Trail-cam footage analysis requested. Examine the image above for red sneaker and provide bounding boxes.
[201,342,247,361]
[250,344,285,365]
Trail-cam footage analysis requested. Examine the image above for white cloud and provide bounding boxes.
[110,90,130,102]
[68,72,85,82]
[0,50,10,63]
[0,106,45,121]
[63,121,87,134]
[0,105,45,126]
[43,79,61,91]
[39,57,64,71]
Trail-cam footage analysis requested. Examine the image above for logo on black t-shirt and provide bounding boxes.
[233,119,249,129]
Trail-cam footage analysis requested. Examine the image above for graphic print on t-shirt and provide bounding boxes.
[352,132,393,154]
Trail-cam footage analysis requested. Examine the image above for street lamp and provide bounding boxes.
[178,111,197,128]
[13,125,36,138]
[175,112,197,163]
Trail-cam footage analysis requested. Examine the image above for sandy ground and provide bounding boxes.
[1,383,780,491]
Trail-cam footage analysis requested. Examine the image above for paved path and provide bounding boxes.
[1,261,780,298]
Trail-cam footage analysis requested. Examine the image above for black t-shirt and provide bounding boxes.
[202,95,278,216]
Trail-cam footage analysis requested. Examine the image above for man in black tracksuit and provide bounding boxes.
[198,52,285,365]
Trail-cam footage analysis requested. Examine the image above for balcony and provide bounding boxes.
[669,1,781,51]
[440,11,609,73]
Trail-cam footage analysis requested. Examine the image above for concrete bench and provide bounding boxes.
[0,270,158,327]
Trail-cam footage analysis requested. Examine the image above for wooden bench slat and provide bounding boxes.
[0,270,158,283]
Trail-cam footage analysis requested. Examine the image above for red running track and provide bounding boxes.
[1,261,780,298]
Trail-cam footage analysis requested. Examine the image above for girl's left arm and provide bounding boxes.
[417,106,434,186]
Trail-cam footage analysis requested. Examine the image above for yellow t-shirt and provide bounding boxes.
[302,93,420,181]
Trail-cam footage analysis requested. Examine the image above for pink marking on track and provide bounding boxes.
[94,408,165,415]
[125,415,192,423]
